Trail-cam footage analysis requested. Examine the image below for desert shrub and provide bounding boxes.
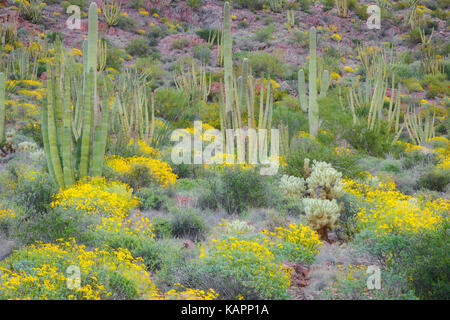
[401,149,438,169]
[12,205,93,245]
[254,24,275,42]
[279,197,304,216]
[335,193,361,241]
[0,241,160,299]
[272,105,309,138]
[246,50,288,79]
[195,28,221,45]
[170,208,207,241]
[135,186,170,211]
[105,156,177,189]
[105,45,127,71]
[193,44,211,63]
[422,73,449,98]
[232,0,264,10]
[401,221,450,299]
[264,223,323,264]
[172,37,189,50]
[126,37,151,57]
[93,230,168,271]
[199,235,292,299]
[155,88,193,127]
[117,15,137,32]
[61,0,87,11]
[319,262,417,300]
[214,166,269,215]
[2,166,56,219]
[289,30,309,48]
[156,255,263,300]
[284,137,362,179]
[197,187,219,211]
[151,216,173,239]
[353,221,450,300]
[417,168,450,192]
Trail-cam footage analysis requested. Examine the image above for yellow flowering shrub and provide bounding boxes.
[0,240,160,300]
[344,178,448,236]
[164,284,218,300]
[127,138,161,158]
[52,177,139,218]
[50,177,155,239]
[105,156,177,187]
[0,205,16,224]
[200,236,292,299]
[263,223,323,263]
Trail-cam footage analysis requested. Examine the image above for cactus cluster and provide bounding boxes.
[306,160,344,200]
[220,2,274,163]
[112,70,156,149]
[302,198,340,240]
[298,27,330,137]
[42,3,110,189]
[279,174,307,198]
[279,159,343,240]
[224,219,256,234]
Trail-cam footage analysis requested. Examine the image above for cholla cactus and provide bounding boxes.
[304,158,311,177]
[306,160,344,200]
[303,198,340,240]
[17,141,38,152]
[29,149,45,162]
[224,219,255,234]
[279,175,306,198]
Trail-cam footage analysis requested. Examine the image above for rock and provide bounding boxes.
[0,239,15,261]
[183,240,195,250]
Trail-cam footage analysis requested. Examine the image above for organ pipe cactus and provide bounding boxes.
[298,27,330,136]
[42,2,110,188]
[220,2,274,163]
[405,104,436,145]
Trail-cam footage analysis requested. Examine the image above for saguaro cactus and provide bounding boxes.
[298,27,330,136]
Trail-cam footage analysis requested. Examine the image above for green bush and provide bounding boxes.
[151,216,172,239]
[135,186,170,211]
[126,37,151,57]
[418,168,450,192]
[193,44,211,63]
[195,28,221,45]
[284,138,362,179]
[210,167,270,215]
[353,221,450,300]
[247,50,288,79]
[254,24,275,42]
[170,208,207,241]
[172,37,189,50]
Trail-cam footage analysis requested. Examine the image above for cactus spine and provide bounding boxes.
[298,27,330,136]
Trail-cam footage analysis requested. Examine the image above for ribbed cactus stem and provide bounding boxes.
[63,69,75,186]
[223,1,233,114]
[0,72,5,144]
[297,27,329,136]
[91,94,110,177]
[87,3,98,79]
[308,27,319,136]
[79,68,94,177]
[46,64,65,188]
